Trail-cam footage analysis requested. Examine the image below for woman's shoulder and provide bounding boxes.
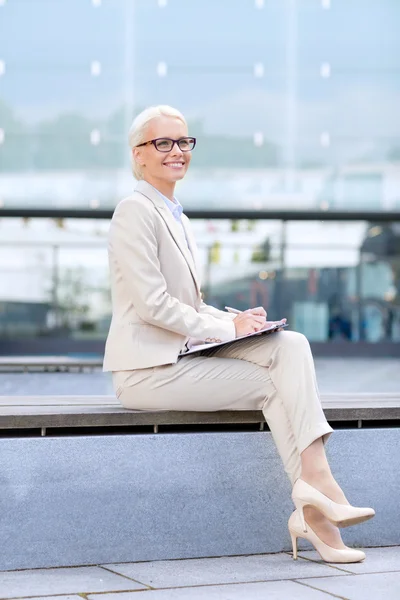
[113,190,155,216]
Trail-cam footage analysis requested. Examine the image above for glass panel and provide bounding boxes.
[0,0,288,209]
[1,0,399,211]
[0,218,399,343]
[0,218,110,339]
[296,0,400,211]
[0,0,132,206]
[202,219,400,342]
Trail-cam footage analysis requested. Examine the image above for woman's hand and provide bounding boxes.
[264,318,287,332]
[245,308,287,332]
[245,306,267,319]
[233,310,267,337]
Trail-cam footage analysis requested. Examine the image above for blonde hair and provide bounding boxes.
[128,105,187,180]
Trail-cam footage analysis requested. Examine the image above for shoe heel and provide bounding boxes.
[290,531,298,560]
[293,500,308,533]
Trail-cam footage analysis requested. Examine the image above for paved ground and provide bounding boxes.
[0,358,399,396]
[0,546,399,599]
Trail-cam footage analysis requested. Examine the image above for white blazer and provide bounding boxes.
[103,180,236,371]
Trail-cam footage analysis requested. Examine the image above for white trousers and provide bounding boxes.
[112,330,333,485]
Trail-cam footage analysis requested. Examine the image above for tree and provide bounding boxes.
[251,238,271,263]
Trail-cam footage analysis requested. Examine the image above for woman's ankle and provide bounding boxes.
[302,507,346,549]
[299,471,349,505]
[300,467,333,487]
[303,505,326,523]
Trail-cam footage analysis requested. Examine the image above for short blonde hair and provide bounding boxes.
[128,105,187,180]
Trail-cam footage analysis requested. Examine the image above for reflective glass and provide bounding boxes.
[2,0,398,211]
[1,218,399,344]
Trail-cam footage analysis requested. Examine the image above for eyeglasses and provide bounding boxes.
[136,137,196,153]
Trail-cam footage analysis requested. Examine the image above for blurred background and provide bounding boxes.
[0,0,399,357]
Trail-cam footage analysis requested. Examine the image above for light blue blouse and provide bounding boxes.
[148,183,189,248]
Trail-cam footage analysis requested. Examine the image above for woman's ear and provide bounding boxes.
[133,147,145,167]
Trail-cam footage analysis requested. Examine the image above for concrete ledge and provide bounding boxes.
[1,393,399,570]
[0,428,399,571]
[1,394,400,430]
[0,356,101,372]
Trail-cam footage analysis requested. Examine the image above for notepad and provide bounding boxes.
[180,320,288,356]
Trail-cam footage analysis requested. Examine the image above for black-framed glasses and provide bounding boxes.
[136,137,196,152]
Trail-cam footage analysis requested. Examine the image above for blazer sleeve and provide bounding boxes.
[198,301,237,322]
[109,198,236,342]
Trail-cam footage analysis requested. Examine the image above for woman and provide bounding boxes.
[103,105,375,564]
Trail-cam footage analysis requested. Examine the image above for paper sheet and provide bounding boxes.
[180,320,288,356]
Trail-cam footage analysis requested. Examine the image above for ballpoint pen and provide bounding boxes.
[225,306,288,328]
[224,306,242,314]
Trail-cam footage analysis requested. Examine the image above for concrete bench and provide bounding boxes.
[0,393,399,571]
[0,355,102,372]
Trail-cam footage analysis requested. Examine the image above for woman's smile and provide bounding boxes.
[163,160,185,170]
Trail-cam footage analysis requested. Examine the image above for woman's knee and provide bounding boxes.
[275,330,311,358]
[280,330,309,347]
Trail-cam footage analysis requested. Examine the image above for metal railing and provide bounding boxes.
[0,214,399,354]
[1,207,400,221]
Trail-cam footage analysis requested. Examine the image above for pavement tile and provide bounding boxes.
[297,545,400,574]
[87,580,330,599]
[300,572,400,600]
[102,552,339,588]
[0,566,147,598]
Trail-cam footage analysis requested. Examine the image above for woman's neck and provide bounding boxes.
[144,177,176,202]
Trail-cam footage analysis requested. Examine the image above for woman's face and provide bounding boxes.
[134,116,192,184]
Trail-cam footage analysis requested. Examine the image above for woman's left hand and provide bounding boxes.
[265,318,287,332]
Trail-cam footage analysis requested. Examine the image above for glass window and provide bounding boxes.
[0,217,399,343]
[1,0,399,211]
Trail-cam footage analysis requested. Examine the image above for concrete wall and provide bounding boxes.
[0,428,398,570]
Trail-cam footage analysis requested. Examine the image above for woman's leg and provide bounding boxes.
[113,331,346,548]
[301,438,349,505]
[205,330,334,485]
[205,330,349,548]
[113,352,272,412]
[113,342,307,484]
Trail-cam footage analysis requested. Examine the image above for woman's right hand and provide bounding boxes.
[233,312,266,337]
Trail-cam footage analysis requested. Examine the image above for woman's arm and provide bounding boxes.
[198,300,236,321]
[181,215,236,323]
[109,198,236,342]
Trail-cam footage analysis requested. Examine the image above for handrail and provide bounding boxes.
[1,208,400,221]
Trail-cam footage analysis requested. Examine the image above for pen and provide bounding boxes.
[225,306,242,314]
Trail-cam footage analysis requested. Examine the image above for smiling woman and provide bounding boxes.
[103,104,374,567]
[128,105,194,201]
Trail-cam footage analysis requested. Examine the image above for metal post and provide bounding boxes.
[51,244,60,328]
[356,249,363,341]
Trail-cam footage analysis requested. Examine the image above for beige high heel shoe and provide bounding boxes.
[292,478,375,532]
[288,510,366,564]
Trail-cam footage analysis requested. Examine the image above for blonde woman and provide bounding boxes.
[103,105,374,563]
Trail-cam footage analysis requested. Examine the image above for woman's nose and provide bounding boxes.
[170,143,184,156]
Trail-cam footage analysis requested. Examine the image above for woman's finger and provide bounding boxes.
[247,306,267,317]
[252,315,267,325]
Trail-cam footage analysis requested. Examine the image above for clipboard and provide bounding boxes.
[180,320,288,356]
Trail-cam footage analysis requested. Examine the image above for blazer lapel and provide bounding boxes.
[181,214,202,287]
[135,181,201,292]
